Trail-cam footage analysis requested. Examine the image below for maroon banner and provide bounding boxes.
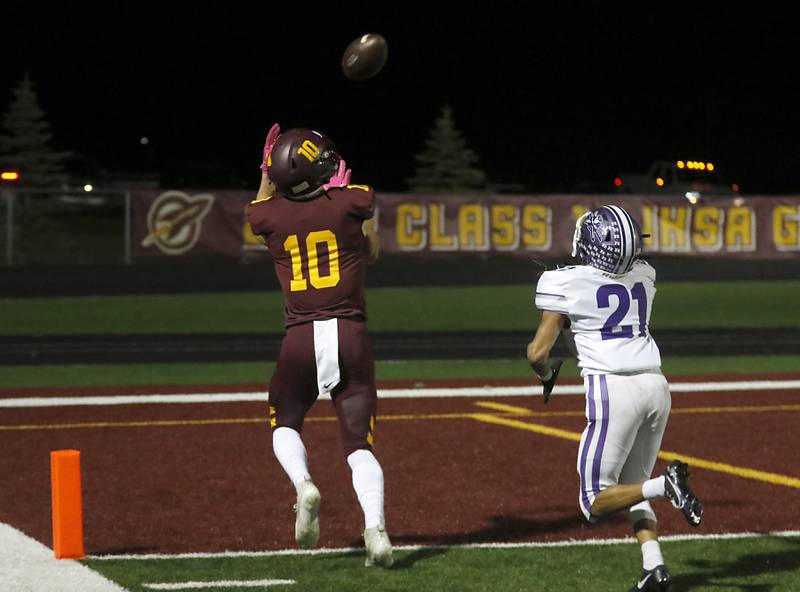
[132,190,800,260]
[132,190,253,259]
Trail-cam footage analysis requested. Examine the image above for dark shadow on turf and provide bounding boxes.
[354,511,625,570]
[390,511,604,546]
[671,537,800,591]
[391,547,449,570]
[88,545,163,555]
[319,545,447,570]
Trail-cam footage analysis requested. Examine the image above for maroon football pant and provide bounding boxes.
[268,318,377,456]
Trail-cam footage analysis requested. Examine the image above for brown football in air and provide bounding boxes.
[341,33,388,81]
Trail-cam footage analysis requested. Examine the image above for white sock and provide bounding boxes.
[641,539,664,570]
[641,476,666,500]
[347,449,385,530]
[272,427,311,489]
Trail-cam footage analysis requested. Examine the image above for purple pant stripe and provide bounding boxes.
[579,376,596,515]
[591,375,611,494]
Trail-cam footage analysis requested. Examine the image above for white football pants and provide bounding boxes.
[576,371,671,524]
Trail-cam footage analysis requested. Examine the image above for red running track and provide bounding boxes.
[0,376,798,555]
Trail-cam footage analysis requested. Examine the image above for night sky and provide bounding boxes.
[4,3,800,194]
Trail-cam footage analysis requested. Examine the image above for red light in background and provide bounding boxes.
[613,177,622,187]
[1,171,20,181]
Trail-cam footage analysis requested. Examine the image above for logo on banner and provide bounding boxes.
[141,191,215,255]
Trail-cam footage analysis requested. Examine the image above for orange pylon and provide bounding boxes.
[50,450,85,559]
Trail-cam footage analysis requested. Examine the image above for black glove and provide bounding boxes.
[536,359,563,404]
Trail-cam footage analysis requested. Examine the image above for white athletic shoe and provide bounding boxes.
[293,479,321,549]
[363,525,393,568]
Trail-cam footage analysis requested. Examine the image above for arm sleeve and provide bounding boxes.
[534,271,570,314]
[347,185,376,220]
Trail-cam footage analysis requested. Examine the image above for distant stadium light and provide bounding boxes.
[140,137,149,145]
[698,162,706,170]
[83,184,93,192]
[613,177,622,187]
[655,177,665,187]
[685,192,700,204]
[676,161,685,169]
[707,162,714,171]
[1,171,20,181]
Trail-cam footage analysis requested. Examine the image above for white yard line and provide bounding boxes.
[87,530,800,561]
[0,380,798,408]
[0,523,128,592]
[143,580,295,590]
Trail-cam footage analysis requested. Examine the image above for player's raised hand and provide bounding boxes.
[323,159,352,190]
[260,123,281,172]
[540,359,564,404]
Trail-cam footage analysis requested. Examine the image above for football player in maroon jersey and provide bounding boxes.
[246,124,391,568]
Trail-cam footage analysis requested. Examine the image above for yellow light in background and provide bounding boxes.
[687,161,694,169]
[83,184,93,192]
[677,161,685,168]
[1,171,19,181]
[656,177,665,186]
[698,162,706,170]
[707,163,714,171]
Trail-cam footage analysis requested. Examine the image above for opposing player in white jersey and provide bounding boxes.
[527,205,703,592]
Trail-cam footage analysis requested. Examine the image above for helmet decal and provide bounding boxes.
[572,205,642,274]
[297,140,320,162]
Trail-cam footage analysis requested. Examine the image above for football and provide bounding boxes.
[341,33,388,81]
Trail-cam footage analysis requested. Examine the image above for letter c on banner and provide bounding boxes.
[396,203,427,251]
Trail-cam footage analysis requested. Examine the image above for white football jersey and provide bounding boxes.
[535,260,661,376]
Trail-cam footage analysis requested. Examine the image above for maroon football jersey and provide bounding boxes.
[246,185,375,327]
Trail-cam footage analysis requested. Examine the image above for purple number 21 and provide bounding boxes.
[596,283,647,340]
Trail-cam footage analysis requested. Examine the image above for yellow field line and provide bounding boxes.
[2,400,798,432]
[379,412,501,421]
[657,451,800,489]
[471,402,800,490]
[0,411,519,432]
[0,418,268,431]
[469,401,534,416]
[3,398,798,489]
[472,403,800,418]
[472,413,582,442]
[0,401,800,432]
[670,404,800,414]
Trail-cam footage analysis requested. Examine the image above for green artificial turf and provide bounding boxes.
[1,281,798,335]
[84,534,800,592]
[0,355,797,389]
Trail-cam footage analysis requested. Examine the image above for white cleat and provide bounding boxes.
[293,479,321,549]
[363,525,393,568]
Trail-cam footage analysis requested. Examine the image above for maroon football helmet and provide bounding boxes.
[266,128,341,200]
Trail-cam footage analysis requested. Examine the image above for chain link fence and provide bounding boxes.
[0,188,131,266]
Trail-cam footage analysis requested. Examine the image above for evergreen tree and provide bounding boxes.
[0,73,72,187]
[407,103,487,193]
